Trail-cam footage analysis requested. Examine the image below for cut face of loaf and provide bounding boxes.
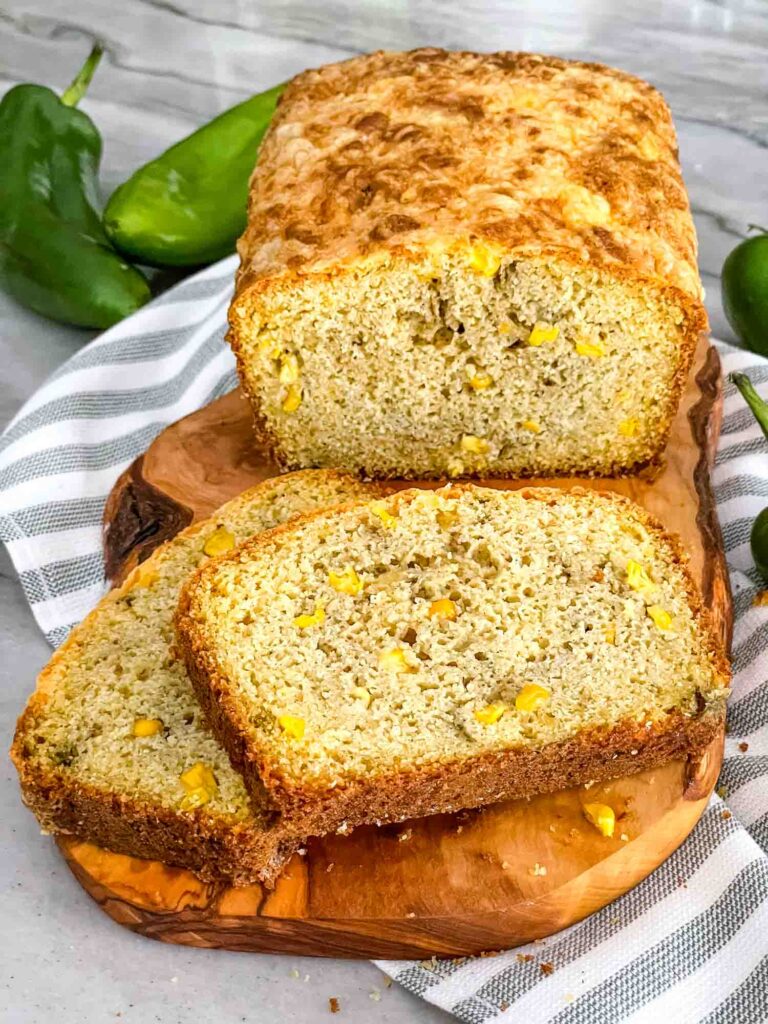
[177,486,729,837]
[230,49,707,479]
[11,470,384,885]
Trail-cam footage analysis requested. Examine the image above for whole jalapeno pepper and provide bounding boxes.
[103,83,285,267]
[0,46,151,328]
[722,231,768,357]
[731,372,768,578]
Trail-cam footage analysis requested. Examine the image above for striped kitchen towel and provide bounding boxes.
[0,256,766,1022]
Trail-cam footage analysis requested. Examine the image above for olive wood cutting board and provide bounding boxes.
[57,336,731,959]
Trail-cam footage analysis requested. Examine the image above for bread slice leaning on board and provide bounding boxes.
[177,485,729,838]
[11,470,385,885]
[229,48,707,480]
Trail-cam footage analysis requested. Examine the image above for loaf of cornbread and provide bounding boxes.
[11,470,384,885]
[177,485,729,837]
[229,48,707,480]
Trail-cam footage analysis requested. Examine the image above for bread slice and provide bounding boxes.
[178,485,729,837]
[11,470,384,885]
[229,49,707,480]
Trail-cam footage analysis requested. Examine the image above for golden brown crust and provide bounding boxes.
[176,485,730,838]
[229,49,707,480]
[234,49,704,304]
[11,716,294,886]
[216,707,724,837]
[9,611,293,888]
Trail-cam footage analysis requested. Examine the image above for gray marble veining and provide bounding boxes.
[0,2,765,1021]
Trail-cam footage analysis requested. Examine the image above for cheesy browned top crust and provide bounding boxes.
[236,48,703,309]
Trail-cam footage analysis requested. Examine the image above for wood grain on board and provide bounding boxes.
[59,336,729,958]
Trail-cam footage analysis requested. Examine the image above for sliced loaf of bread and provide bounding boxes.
[230,49,706,479]
[11,470,383,885]
[178,485,729,837]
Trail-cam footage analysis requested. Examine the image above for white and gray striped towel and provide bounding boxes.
[1,256,766,1022]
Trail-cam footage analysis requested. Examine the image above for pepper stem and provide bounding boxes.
[60,44,104,107]
[731,373,768,443]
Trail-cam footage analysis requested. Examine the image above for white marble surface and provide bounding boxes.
[0,2,765,1022]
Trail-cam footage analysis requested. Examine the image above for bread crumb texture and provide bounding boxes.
[11,470,381,876]
[231,49,706,479]
[180,486,729,793]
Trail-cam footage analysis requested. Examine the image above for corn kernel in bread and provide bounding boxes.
[177,486,729,837]
[11,470,384,885]
[230,49,707,480]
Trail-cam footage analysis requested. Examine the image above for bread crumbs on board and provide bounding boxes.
[328,997,340,1013]
[540,963,555,976]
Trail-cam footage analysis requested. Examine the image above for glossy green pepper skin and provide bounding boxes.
[752,508,768,579]
[722,232,768,357]
[0,47,151,329]
[731,373,768,579]
[103,84,285,267]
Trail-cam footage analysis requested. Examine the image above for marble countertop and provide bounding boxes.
[0,2,765,1022]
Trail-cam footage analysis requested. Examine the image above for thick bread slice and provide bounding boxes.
[178,485,729,837]
[11,470,384,885]
[230,49,707,479]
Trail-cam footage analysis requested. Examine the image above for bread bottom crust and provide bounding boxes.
[14,757,294,887]
[227,705,724,839]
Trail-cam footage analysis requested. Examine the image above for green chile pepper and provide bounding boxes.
[0,46,151,328]
[722,231,768,357]
[103,84,285,267]
[731,372,768,578]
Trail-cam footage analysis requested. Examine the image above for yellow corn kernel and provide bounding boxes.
[133,564,158,589]
[515,684,551,712]
[446,456,465,478]
[278,714,306,740]
[351,686,372,708]
[258,334,281,359]
[474,702,507,725]
[618,418,639,438]
[436,507,459,528]
[133,718,163,738]
[527,322,559,347]
[498,321,512,335]
[203,526,235,557]
[282,383,302,413]
[575,339,606,358]
[468,245,501,277]
[460,434,489,455]
[293,603,325,629]
[626,559,656,596]
[428,598,457,621]
[279,352,299,385]
[603,624,617,645]
[179,762,217,809]
[583,802,616,837]
[468,373,493,391]
[521,420,542,434]
[647,605,674,631]
[370,500,397,528]
[378,647,412,673]
[328,567,362,596]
